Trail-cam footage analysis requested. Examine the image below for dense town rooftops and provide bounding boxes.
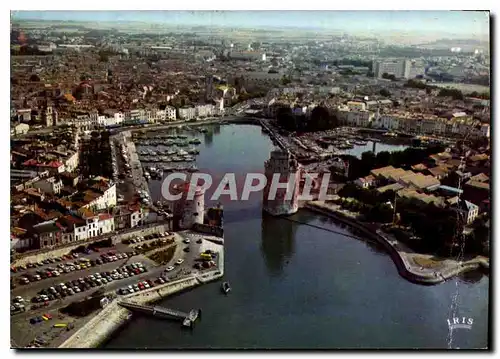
[427,166,451,178]
[397,188,445,206]
[32,220,64,234]
[465,180,490,190]
[469,173,489,182]
[376,183,405,193]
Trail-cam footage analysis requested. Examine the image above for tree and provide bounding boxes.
[360,151,376,173]
[29,74,40,82]
[479,92,490,100]
[404,79,427,89]
[375,151,391,167]
[276,106,297,131]
[379,88,391,97]
[467,218,490,256]
[98,51,109,62]
[438,88,464,101]
[280,75,292,85]
[382,73,397,81]
[309,106,334,131]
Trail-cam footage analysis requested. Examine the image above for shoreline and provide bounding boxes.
[304,201,488,285]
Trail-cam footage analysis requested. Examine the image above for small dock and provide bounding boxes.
[118,301,201,328]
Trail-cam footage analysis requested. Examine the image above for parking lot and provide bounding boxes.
[11,241,139,279]
[28,261,150,305]
[11,232,178,304]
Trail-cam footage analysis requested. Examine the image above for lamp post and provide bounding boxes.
[392,191,397,225]
[386,191,397,226]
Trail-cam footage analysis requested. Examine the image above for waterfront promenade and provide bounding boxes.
[305,201,489,285]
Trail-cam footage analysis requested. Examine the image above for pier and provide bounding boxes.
[118,301,201,328]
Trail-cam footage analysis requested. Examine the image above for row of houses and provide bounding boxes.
[336,105,490,138]
[12,203,148,251]
[266,93,490,139]
[64,99,226,130]
[66,107,175,130]
[178,100,225,120]
[10,171,140,251]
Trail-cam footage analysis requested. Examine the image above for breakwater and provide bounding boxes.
[304,202,488,285]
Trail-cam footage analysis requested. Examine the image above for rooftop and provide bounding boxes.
[376,183,405,193]
[465,180,490,190]
[438,185,464,194]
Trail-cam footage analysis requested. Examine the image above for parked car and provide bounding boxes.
[119,288,129,295]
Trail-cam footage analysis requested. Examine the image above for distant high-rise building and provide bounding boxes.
[373,59,411,79]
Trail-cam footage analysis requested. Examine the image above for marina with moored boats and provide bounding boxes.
[132,128,205,182]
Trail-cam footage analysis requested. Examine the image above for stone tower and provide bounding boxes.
[263,150,300,216]
[172,182,205,230]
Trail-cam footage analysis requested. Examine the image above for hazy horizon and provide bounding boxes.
[11,10,490,40]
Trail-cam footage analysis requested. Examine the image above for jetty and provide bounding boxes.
[118,301,201,328]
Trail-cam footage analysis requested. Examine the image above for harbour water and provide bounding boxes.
[105,123,488,349]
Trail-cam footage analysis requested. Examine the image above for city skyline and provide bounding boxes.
[12,10,489,40]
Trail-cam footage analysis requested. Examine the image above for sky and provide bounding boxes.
[11,11,490,38]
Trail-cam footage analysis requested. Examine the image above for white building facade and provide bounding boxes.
[373,59,411,79]
[165,106,177,121]
[83,184,117,211]
[178,107,197,120]
[73,214,115,242]
[196,104,215,118]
